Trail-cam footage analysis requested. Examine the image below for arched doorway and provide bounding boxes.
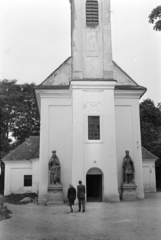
[86,168,103,202]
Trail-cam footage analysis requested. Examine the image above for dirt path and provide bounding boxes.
[0,193,161,240]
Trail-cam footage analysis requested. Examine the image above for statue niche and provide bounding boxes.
[49,150,60,185]
[122,150,135,184]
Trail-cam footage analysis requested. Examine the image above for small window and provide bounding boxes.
[24,175,32,187]
[86,0,99,28]
[88,116,100,140]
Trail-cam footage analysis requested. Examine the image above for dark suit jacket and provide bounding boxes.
[67,187,76,199]
[77,184,86,199]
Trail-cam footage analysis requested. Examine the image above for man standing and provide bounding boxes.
[77,180,86,212]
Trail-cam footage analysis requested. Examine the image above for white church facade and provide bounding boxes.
[3,0,148,203]
[35,0,146,203]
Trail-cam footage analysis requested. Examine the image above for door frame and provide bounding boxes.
[86,167,103,202]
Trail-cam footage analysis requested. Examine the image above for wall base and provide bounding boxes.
[104,193,120,203]
[38,193,48,205]
[38,185,64,205]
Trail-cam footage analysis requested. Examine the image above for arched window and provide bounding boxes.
[86,0,99,28]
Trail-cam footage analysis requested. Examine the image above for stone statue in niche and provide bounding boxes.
[122,150,135,184]
[49,150,60,185]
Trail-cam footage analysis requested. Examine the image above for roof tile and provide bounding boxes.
[2,136,40,161]
[142,147,158,160]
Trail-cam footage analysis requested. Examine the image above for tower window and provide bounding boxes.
[86,0,99,28]
[88,116,100,140]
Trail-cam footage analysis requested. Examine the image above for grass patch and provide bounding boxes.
[4,193,38,205]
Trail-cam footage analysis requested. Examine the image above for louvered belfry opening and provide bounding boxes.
[86,0,99,28]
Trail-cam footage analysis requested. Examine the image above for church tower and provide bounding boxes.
[70,0,120,202]
[71,0,113,80]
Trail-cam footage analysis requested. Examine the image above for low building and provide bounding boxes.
[3,137,39,196]
[142,147,158,192]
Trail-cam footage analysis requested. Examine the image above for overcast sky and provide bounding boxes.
[0,0,161,105]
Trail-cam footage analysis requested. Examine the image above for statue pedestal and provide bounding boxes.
[47,184,64,205]
[121,183,137,201]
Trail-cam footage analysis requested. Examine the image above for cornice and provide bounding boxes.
[35,89,71,98]
[71,80,117,89]
[3,160,31,163]
[142,158,157,163]
[35,88,71,111]
[114,89,146,99]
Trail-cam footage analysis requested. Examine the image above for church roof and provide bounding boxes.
[2,136,39,161]
[142,147,158,160]
[35,57,146,95]
[36,57,71,88]
[2,136,158,162]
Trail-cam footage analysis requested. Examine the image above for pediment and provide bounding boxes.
[41,57,138,87]
[113,62,137,86]
[42,57,71,86]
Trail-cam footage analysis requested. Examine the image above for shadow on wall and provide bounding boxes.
[156,159,161,191]
[0,161,5,195]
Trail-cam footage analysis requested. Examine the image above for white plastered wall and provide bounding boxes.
[4,159,39,196]
[72,0,113,79]
[114,90,144,199]
[71,81,119,202]
[142,159,156,192]
[31,158,39,194]
[38,90,72,203]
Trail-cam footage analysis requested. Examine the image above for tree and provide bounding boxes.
[148,6,161,31]
[140,99,161,189]
[140,99,161,150]
[0,79,40,159]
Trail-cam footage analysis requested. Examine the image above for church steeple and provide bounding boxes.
[70,0,113,80]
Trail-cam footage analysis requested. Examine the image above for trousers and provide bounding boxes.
[78,198,85,211]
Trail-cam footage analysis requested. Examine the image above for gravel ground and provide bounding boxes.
[0,192,161,240]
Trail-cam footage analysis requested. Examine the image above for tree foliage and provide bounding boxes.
[140,99,161,188]
[149,6,161,31]
[140,99,161,149]
[0,79,40,159]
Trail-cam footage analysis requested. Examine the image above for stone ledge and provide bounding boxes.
[47,184,64,205]
[48,184,63,191]
[122,183,137,190]
[121,183,137,201]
